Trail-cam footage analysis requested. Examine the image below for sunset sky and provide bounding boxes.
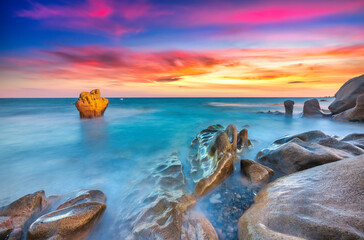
[1,0,364,97]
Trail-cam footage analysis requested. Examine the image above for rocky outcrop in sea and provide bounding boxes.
[75,89,109,119]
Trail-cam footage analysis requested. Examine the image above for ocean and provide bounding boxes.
[0,97,363,239]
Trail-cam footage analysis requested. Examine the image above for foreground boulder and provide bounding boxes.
[189,125,235,197]
[115,153,218,239]
[257,130,364,174]
[240,159,274,186]
[27,190,106,240]
[329,74,364,114]
[0,191,50,240]
[238,155,364,240]
[284,100,294,117]
[75,89,109,118]
[333,93,364,122]
[302,98,331,118]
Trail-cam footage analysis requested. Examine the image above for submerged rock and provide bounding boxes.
[237,129,252,151]
[240,159,274,186]
[27,190,106,240]
[257,110,284,115]
[116,153,217,240]
[238,155,364,240]
[181,211,218,240]
[75,89,109,119]
[189,125,235,197]
[332,93,364,122]
[256,130,364,174]
[329,74,364,114]
[284,100,294,117]
[0,191,50,240]
[302,98,331,118]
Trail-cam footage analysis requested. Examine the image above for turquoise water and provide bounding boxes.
[0,97,363,238]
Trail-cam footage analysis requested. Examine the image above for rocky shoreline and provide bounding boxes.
[1,75,363,239]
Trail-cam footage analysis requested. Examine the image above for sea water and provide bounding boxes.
[0,97,363,239]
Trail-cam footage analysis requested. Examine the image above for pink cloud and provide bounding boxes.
[17,0,168,36]
[182,0,364,26]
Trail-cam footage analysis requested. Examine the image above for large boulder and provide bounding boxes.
[284,100,294,117]
[329,74,364,114]
[240,159,274,186]
[115,153,218,239]
[302,98,331,118]
[0,191,50,240]
[332,93,364,122]
[238,155,364,240]
[256,130,364,174]
[75,89,109,118]
[189,125,235,197]
[27,190,106,240]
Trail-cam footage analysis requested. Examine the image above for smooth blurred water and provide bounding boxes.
[0,97,363,238]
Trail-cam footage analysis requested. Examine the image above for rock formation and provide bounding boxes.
[225,124,237,151]
[75,89,109,119]
[332,93,364,122]
[115,153,218,239]
[27,190,107,240]
[238,155,364,240]
[329,74,364,114]
[256,130,364,174]
[284,100,294,117]
[189,125,235,197]
[0,191,50,240]
[302,98,331,118]
[237,129,252,151]
[240,159,274,186]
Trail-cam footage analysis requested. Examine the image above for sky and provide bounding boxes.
[0,0,364,97]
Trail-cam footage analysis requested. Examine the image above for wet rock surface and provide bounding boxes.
[237,129,252,151]
[189,125,236,197]
[238,155,364,240]
[0,191,50,240]
[199,179,257,240]
[0,190,106,240]
[329,74,364,114]
[333,93,364,122]
[75,89,109,119]
[115,153,218,240]
[240,159,274,186]
[27,202,106,240]
[257,130,364,174]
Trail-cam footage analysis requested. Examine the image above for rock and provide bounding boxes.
[27,202,106,240]
[257,110,284,115]
[181,211,218,240]
[189,125,234,197]
[329,74,364,114]
[0,191,50,239]
[238,155,364,240]
[116,153,217,239]
[225,124,237,151]
[332,94,364,122]
[284,100,294,117]
[27,190,106,240]
[240,159,274,186]
[237,129,252,151]
[75,89,109,118]
[56,190,106,210]
[320,99,328,102]
[257,130,364,174]
[302,98,331,118]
